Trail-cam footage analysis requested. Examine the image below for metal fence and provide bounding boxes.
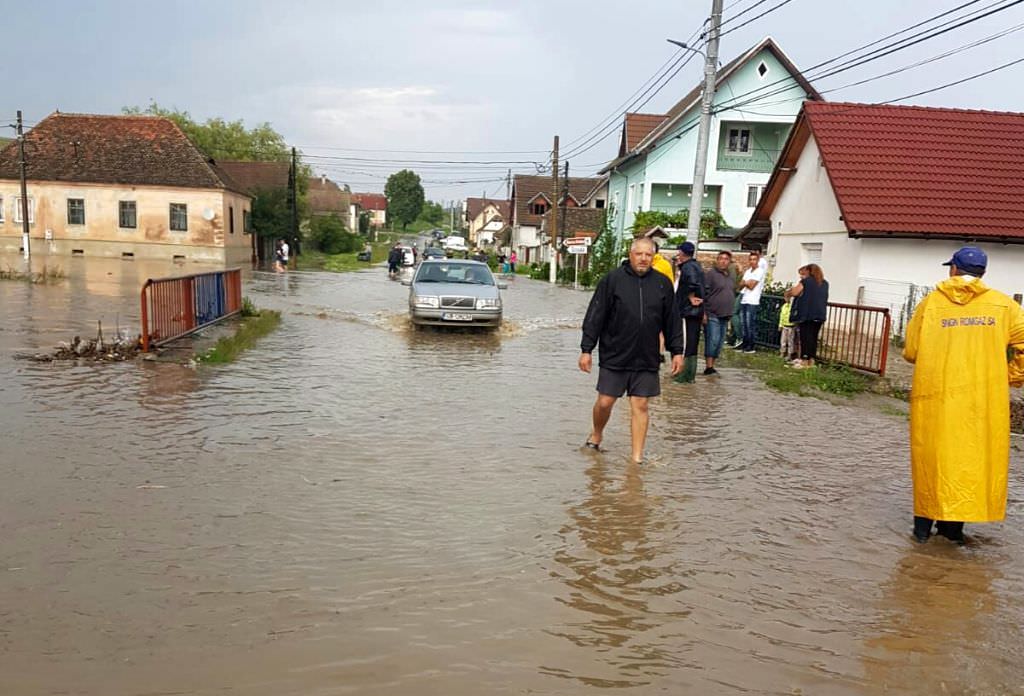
[755,294,892,375]
[140,269,243,351]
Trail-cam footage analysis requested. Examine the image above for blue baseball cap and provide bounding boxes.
[942,246,987,274]
[677,241,696,255]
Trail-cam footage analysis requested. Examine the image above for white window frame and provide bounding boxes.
[726,127,752,156]
[169,203,188,232]
[67,198,86,225]
[119,200,137,229]
[14,196,34,224]
[746,184,766,208]
[756,60,770,80]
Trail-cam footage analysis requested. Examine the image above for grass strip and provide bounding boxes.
[297,241,391,273]
[717,348,871,398]
[197,307,281,365]
[0,264,66,283]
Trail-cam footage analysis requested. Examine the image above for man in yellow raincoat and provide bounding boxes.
[903,247,1024,544]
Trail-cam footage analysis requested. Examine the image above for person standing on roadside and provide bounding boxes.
[737,250,765,353]
[785,264,829,368]
[674,241,704,383]
[902,246,1024,544]
[509,250,518,274]
[579,237,683,465]
[702,250,736,376]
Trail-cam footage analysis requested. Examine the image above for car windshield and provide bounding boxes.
[415,263,494,285]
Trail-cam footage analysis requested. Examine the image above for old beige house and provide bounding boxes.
[0,112,253,264]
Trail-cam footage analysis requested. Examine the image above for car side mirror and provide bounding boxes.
[401,279,411,286]
[497,282,508,290]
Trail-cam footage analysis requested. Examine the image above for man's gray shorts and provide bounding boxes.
[596,367,660,398]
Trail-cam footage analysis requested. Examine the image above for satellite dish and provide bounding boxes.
[202,208,216,221]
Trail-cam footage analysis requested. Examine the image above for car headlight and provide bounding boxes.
[476,297,501,310]
[414,295,439,308]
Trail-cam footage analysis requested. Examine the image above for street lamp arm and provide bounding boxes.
[666,38,706,57]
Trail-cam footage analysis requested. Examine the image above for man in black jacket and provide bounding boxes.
[579,237,684,464]
[674,241,705,383]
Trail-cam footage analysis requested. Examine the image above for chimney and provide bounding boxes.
[321,175,326,185]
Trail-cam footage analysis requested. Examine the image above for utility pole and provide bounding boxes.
[506,169,511,201]
[549,135,559,284]
[686,0,724,242]
[16,111,30,261]
[560,161,569,240]
[289,146,299,265]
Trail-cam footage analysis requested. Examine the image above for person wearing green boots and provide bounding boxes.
[674,241,705,383]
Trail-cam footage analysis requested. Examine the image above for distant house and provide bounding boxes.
[308,175,352,225]
[0,112,253,264]
[601,37,819,240]
[464,197,510,246]
[217,160,290,263]
[352,192,387,229]
[741,101,1024,332]
[510,174,605,264]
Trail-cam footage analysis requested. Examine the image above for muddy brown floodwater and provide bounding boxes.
[2,256,1024,695]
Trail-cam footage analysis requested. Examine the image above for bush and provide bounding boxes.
[309,214,360,254]
[529,263,549,280]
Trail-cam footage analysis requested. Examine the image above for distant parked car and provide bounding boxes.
[422,247,446,261]
[403,259,506,329]
[398,245,415,266]
[443,236,468,253]
[356,249,372,262]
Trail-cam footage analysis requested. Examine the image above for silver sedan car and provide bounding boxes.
[403,259,506,329]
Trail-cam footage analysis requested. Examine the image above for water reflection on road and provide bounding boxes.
[1,256,1023,695]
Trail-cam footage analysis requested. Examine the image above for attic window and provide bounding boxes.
[757,61,769,78]
[531,202,549,215]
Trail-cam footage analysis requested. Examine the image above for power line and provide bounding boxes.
[718,0,797,37]
[706,0,1024,116]
[297,144,550,155]
[719,0,778,28]
[882,54,1024,103]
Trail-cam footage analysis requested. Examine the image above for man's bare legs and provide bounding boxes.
[628,396,649,463]
[589,393,616,446]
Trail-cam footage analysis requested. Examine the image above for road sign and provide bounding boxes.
[567,245,588,255]
[563,236,592,247]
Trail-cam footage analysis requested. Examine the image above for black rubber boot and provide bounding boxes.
[913,516,934,543]
[674,355,698,384]
[936,521,966,544]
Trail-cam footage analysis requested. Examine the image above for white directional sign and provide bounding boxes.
[567,245,588,255]
[563,236,592,247]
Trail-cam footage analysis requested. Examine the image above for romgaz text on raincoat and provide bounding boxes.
[903,276,1024,522]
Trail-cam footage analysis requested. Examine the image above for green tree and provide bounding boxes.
[358,211,371,235]
[588,208,619,284]
[384,169,425,230]
[417,200,445,225]
[122,102,288,161]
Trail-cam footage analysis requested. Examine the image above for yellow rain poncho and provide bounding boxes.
[652,253,674,284]
[903,276,1024,522]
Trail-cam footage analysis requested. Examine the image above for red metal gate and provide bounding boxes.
[140,269,243,351]
[820,302,892,375]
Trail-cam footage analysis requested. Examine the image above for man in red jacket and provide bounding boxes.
[579,237,683,464]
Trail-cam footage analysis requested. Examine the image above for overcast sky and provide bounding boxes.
[3,0,1022,201]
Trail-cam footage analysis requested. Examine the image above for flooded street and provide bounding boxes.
[2,257,1024,695]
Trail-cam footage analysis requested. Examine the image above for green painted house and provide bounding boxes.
[601,37,820,240]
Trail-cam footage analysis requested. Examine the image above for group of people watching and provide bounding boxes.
[657,240,831,382]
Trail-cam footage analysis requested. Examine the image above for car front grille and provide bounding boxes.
[440,296,475,309]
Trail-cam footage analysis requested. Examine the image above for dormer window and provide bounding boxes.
[531,202,548,215]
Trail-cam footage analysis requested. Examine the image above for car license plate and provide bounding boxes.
[442,312,473,322]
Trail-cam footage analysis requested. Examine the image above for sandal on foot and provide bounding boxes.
[583,440,603,452]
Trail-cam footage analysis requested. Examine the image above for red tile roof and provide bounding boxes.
[352,192,387,211]
[809,101,1024,240]
[621,113,667,154]
[511,174,604,227]
[0,112,247,194]
[308,176,351,217]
